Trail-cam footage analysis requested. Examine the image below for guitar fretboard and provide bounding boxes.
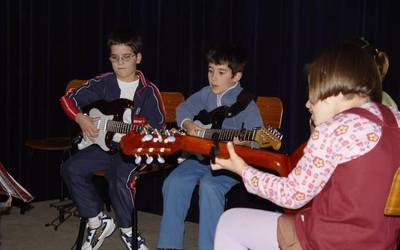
[200,129,256,141]
[105,120,142,134]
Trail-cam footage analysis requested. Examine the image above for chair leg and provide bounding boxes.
[129,175,139,250]
[60,148,72,201]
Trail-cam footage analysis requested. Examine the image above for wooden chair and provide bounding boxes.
[384,168,400,247]
[160,91,185,126]
[66,79,87,90]
[256,96,283,129]
[385,168,400,216]
[23,80,86,228]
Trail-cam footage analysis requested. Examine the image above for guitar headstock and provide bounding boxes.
[254,126,283,150]
[120,129,184,164]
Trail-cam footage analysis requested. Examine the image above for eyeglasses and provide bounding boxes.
[109,53,135,63]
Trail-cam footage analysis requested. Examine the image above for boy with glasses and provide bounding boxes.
[60,29,165,250]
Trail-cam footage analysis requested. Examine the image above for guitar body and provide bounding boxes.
[193,106,228,129]
[78,99,135,152]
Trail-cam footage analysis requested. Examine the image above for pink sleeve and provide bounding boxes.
[241,110,381,209]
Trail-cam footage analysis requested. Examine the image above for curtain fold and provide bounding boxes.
[1,0,399,200]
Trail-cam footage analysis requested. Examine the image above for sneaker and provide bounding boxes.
[121,231,149,250]
[81,215,116,250]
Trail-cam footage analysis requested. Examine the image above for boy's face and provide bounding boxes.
[208,63,242,94]
[110,44,142,82]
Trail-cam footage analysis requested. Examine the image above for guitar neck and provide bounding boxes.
[201,129,256,141]
[177,135,291,176]
[120,132,300,177]
[106,120,142,134]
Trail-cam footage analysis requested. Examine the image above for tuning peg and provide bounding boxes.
[153,129,163,142]
[142,133,153,142]
[157,154,165,164]
[152,136,163,143]
[167,135,175,142]
[146,154,154,165]
[134,154,142,165]
[161,130,175,143]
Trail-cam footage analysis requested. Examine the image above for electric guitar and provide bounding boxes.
[76,99,146,152]
[192,106,282,149]
[120,131,303,176]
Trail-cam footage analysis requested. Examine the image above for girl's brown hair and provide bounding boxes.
[306,42,382,104]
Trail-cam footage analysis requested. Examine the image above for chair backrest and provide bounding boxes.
[384,168,400,216]
[66,79,87,91]
[256,97,283,129]
[160,92,185,124]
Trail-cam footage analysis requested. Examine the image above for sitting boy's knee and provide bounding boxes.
[198,179,218,194]
[162,175,179,192]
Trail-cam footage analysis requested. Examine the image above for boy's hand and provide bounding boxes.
[210,142,247,176]
[233,137,252,147]
[182,120,205,137]
[75,113,99,142]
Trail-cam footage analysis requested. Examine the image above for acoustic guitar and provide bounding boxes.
[120,131,305,177]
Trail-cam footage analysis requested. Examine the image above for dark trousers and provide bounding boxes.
[61,145,137,228]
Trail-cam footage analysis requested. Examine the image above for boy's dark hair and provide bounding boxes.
[206,43,247,75]
[107,29,142,55]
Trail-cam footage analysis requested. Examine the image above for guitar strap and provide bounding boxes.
[226,89,255,118]
[194,89,255,129]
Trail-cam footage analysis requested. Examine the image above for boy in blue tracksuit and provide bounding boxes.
[60,29,165,250]
[157,44,264,250]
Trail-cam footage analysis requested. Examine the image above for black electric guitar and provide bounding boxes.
[193,106,283,149]
[76,99,146,152]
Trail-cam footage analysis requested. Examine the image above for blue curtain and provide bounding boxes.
[1,0,399,200]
